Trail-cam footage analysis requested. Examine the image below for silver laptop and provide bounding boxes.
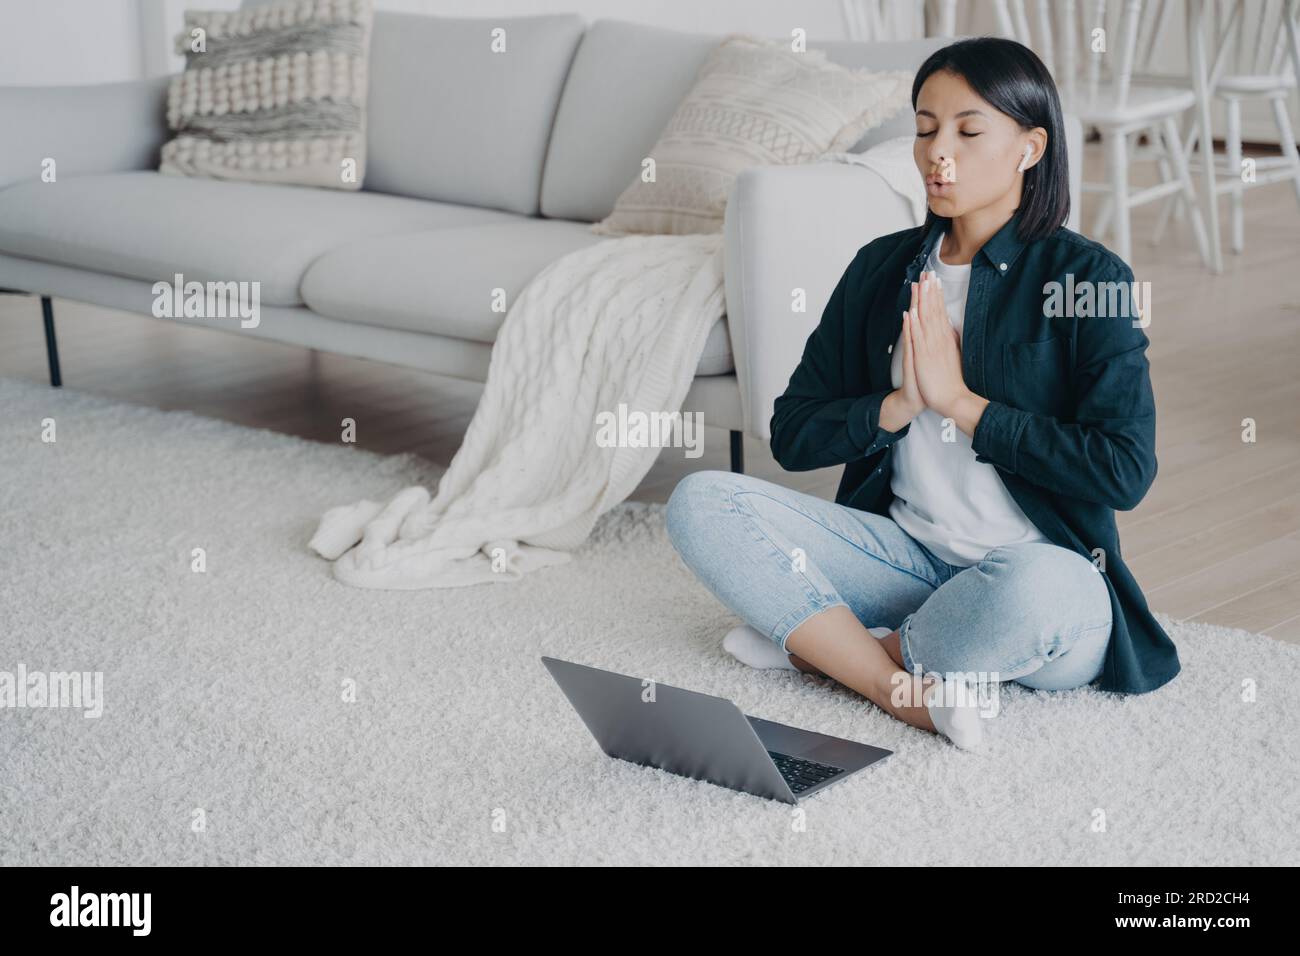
[541,656,892,804]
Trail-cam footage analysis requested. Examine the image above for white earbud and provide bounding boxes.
[1016,144,1033,172]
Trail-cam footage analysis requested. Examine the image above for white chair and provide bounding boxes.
[1153,0,1300,253]
[993,0,1213,268]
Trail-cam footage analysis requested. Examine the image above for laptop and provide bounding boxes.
[541,656,893,804]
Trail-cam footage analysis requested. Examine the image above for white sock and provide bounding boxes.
[722,625,797,670]
[308,499,384,560]
[723,623,894,671]
[923,676,988,752]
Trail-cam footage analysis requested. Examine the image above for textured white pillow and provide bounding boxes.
[592,33,913,236]
[160,0,374,190]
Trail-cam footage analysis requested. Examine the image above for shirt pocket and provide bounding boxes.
[1001,335,1071,417]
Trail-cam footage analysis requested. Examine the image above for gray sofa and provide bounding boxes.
[0,10,1082,472]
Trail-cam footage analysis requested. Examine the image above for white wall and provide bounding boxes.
[0,0,146,86]
[371,0,920,43]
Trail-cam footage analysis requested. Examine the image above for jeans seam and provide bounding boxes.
[729,488,946,591]
[724,487,831,612]
[899,614,923,675]
[999,620,1112,679]
[1015,621,1112,689]
[772,597,849,654]
[902,615,1111,682]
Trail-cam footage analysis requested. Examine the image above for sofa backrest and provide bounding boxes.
[234,3,960,220]
[540,20,956,223]
[238,1,583,215]
[363,11,584,214]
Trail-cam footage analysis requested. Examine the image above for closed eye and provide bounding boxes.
[915,131,982,137]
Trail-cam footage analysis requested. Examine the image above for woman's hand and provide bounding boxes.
[879,280,927,432]
[908,269,989,434]
[909,270,969,418]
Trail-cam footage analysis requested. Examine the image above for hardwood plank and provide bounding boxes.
[1128,441,1300,521]
[1201,570,1300,635]
[1142,533,1300,617]
[1122,466,1300,559]
[1127,491,1300,588]
[1261,613,1300,646]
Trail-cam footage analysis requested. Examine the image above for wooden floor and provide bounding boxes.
[3,140,1299,642]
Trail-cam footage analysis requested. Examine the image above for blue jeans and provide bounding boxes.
[665,470,1112,691]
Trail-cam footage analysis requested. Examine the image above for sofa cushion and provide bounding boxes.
[590,33,911,236]
[161,0,375,191]
[362,10,584,213]
[541,20,718,224]
[299,220,735,375]
[541,21,956,222]
[808,37,958,149]
[0,171,518,306]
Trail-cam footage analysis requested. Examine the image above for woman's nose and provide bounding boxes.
[927,135,957,161]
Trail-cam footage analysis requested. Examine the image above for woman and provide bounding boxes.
[664,37,1179,752]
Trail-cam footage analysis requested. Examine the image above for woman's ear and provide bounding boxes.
[1016,129,1049,172]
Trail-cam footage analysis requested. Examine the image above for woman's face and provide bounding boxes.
[913,69,1044,219]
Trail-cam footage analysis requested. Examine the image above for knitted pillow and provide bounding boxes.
[591,33,913,236]
[160,0,374,190]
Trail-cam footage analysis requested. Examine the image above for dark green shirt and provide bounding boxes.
[769,209,1179,694]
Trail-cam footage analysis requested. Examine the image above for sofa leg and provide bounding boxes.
[41,296,62,388]
[729,429,744,474]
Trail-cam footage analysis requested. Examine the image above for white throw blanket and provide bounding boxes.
[310,233,727,589]
[309,140,926,590]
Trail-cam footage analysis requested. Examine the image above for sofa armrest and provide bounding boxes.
[723,162,916,443]
[723,112,1082,444]
[0,76,172,190]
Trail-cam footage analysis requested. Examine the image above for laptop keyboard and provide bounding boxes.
[767,751,844,794]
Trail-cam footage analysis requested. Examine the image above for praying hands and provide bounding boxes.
[879,270,989,435]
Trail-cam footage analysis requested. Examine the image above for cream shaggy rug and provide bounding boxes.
[1,376,1297,866]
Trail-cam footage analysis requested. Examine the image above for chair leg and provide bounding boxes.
[1151,121,1176,244]
[1105,129,1133,264]
[1154,119,1190,243]
[1161,115,1212,269]
[1225,95,1244,254]
[1158,111,1210,240]
[41,295,62,388]
[1268,91,1300,208]
[1174,111,1194,224]
[1092,193,1112,240]
[729,429,744,474]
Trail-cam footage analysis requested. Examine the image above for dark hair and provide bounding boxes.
[912,37,1070,241]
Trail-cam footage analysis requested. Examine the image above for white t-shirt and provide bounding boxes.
[886,233,1050,567]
